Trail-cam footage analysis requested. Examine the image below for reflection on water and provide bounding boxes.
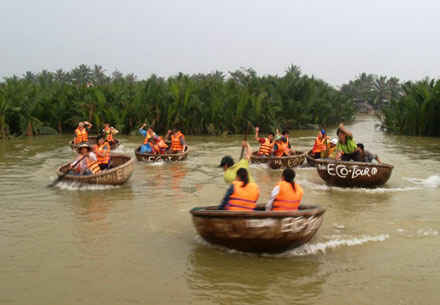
[186,246,324,305]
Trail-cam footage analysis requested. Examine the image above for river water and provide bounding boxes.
[0,115,439,305]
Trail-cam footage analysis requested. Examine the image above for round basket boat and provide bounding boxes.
[70,136,120,151]
[315,159,393,188]
[134,146,189,162]
[305,150,320,167]
[190,205,325,253]
[56,153,134,185]
[250,151,306,169]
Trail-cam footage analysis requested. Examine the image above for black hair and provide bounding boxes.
[236,168,249,187]
[357,143,364,151]
[282,168,296,191]
[219,156,234,168]
[282,130,288,135]
[269,132,275,137]
[97,135,105,141]
[336,128,342,136]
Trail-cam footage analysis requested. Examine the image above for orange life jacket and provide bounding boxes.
[272,181,303,211]
[274,141,290,157]
[158,137,168,152]
[258,138,274,156]
[171,132,184,152]
[226,181,259,211]
[95,142,110,165]
[74,128,88,144]
[143,130,155,145]
[86,158,101,175]
[104,127,113,142]
[312,136,328,153]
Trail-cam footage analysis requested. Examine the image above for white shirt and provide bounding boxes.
[265,185,280,211]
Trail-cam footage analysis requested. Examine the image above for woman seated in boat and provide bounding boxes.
[94,136,111,170]
[69,143,101,176]
[355,143,382,163]
[218,168,260,211]
[266,168,303,211]
[255,126,274,156]
[273,136,291,157]
[219,141,254,184]
[311,129,329,159]
[167,129,186,153]
[336,123,359,161]
[102,123,118,144]
[152,136,168,154]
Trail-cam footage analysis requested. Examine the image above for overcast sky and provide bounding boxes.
[1,0,439,85]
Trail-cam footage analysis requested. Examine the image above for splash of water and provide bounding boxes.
[277,234,390,257]
[406,175,440,188]
[297,179,421,193]
[55,181,120,191]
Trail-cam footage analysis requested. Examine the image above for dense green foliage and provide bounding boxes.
[379,79,440,137]
[340,73,402,110]
[0,65,355,138]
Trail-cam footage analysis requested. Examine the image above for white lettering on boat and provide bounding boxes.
[246,219,276,228]
[325,163,378,179]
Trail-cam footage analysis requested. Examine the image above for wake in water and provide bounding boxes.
[273,234,390,257]
[297,179,421,193]
[194,234,389,257]
[405,175,440,188]
[55,181,120,191]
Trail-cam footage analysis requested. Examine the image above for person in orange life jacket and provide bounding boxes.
[139,123,156,153]
[281,130,292,149]
[74,121,92,144]
[273,136,291,157]
[102,123,118,143]
[266,168,303,211]
[218,168,260,210]
[152,136,168,154]
[69,143,100,176]
[94,136,111,170]
[255,126,274,156]
[311,129,329,159]
[167,128,186,153]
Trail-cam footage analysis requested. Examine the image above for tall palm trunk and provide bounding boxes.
[26,121,33,136]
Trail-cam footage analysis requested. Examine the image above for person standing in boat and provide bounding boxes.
[311,129,329,159]
[255,126,274,156]
[74,121,92,144]
[355,143,382,163]
[219,141,254,184]
[69,143,100,176]
[102,123,118,144]
[336,123,359,161]
[266,168,303,211]
[167,128,186,153]
[218,168,260,211]
[94,136,111,170]
[139,123,156,153]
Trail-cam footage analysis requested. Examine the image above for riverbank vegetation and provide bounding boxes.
[378,79,440,137]
[0,65,354,138]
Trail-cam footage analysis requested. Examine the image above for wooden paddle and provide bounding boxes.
[47,155,86,188]
[239,122,250,160]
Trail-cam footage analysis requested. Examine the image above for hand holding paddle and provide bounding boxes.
[47,155,86,188]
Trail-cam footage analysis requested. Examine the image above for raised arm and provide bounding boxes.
[339,123,353,138]
[255,126,260,141]
[242,140,252,160]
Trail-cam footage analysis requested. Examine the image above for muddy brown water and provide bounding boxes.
[0,115,439,305]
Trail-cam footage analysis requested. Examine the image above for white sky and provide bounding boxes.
[1,0,439,85]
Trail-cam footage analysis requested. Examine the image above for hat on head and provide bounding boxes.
[330,138,338,145]
[77,143,91,153]
[218,156,234,168]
